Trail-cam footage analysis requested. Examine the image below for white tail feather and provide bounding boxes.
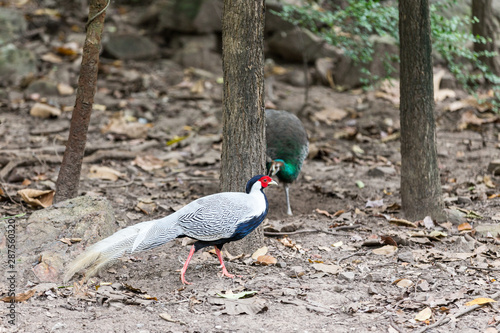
[64,215,181,282]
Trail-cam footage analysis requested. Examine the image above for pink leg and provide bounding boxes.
[215,246,235,279]
[180,245,196,285]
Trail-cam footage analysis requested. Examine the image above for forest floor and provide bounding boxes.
[1,4,500,333]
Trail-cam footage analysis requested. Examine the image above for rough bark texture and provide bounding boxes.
[221,0,266,254]
[399,0,445,221]
[54,0,107,203]
[472,0,500,76]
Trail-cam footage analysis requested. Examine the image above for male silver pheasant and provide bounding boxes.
[64,175,277,285]
[265,109,309,216]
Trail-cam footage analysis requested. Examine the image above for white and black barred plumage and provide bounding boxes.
[64,175,277,284]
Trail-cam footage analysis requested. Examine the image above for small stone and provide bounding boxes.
[277,261,287,268]
[332,284,344,292]
[26,79,59,96]
[30,102,61,118]
[445,208,467,225]
[475,224,500,237]
[367,166,396,178]
[104,34,160,60]
[417,280,430,292]
[397,251,414,263]
[457,196,472,205]
[365,273,385,282]
[289,266,305,278]
[367,285,378,294]
[339,271,355,281]
[487,159,500,175]
[51,322,66,331]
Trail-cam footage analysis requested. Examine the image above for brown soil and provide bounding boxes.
[1,4,500,333]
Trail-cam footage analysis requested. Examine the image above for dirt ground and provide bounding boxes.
[1,3,500,333]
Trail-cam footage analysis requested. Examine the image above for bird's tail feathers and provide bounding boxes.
[64,215,181,283]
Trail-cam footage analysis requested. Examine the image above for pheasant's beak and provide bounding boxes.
[269,179,278,186]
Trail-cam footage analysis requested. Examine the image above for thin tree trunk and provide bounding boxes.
[221,0,266,254]
[399,0,445,221]
[472,0,500,76]
[54,0,107,203]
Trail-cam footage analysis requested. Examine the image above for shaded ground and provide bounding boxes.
[1,4,500,333]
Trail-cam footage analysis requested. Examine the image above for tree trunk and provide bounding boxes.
[399,0,445,221]
[54,0,107,203]
[472,0,500,76]
[221,0,266,255]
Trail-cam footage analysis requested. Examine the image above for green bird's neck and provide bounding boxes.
[269,159,299,183]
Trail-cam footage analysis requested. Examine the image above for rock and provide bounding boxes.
[367,166,396,178]
[104,34,160,60]
[475,224,500,237]
[364,273,385,282]
[265,2,295,33]
[289,265,305,277]
[332,35,399,89]
[0,196,116,284]
[0,8,27,43]
[445,208,466,225]
[0,44,37,85]
[267,28,341,63]
[30,103,62,118]
[281,69,312,87]
[438,70,459,90]
[339,271,355,281]
[26,79,60,96]
[457,196,472,205]
[487,159,500,175]
[315,57,334,86]
[397,251,414,263]
[172,34,222,74]
[143,0,223,34]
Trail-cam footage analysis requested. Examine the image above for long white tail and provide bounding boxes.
[64,214,182,282]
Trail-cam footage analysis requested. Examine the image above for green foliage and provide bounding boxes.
[277,0,399,85]
[274,0,500,107]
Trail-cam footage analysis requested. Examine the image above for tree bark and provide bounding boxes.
[221,0,266,254]
[54,0,107,203]
[472,0,500,76]
[399,0,445,221]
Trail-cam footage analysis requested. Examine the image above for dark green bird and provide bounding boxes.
[265,109,309,216]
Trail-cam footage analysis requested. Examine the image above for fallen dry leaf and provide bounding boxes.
[57,83,74,95]
[311,263,341,274]
[59,237,82,246]
[1,289,36,303]
[87,165,125,181]
[458,222,472,231]
[17,189,54,208]
[372,245,397,256]
[40,52,63,64]
[136,199,157,215]
[380,235,398,246]
[394,278,414,288]
[423,216,435,229]
[251,246,268,260]
[415,307,432,321]
[315,208,333,218]
[388,218,417,228]
[132,155,165,172]
[159,312,186,325]
[311,107,348,125]
[465,298,497,306]
[375,79,400,106]
[256,255,277,266]
[101,116,149,139]
[484,175,496,188]
[30,102,61,118]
